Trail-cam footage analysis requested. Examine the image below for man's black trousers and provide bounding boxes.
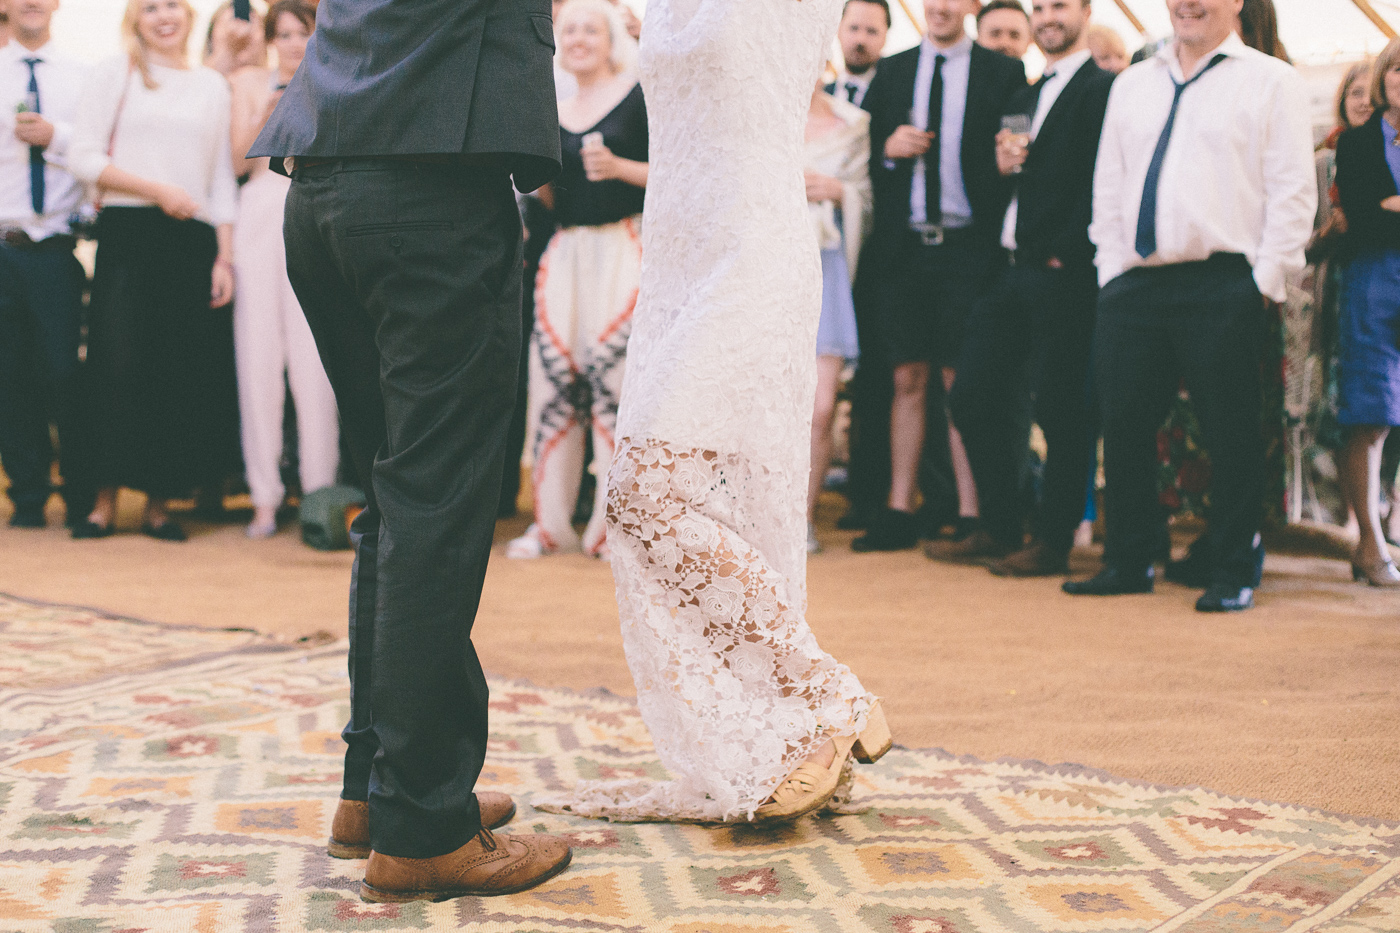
[0,242,87,517]
[1095,254,1266,587]
[284,160,523,859]
[950,259,1098,555]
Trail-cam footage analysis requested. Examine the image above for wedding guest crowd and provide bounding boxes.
[0,0,335,542]
[1,0,1394,606]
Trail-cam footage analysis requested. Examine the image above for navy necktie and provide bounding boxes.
[844,81,859,104]
[22,57,44,216]
[925,54,945,225]
[1134,53,1227,258]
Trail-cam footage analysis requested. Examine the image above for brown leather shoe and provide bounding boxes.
[922,529,1013,564]
[328,792,517,859]
[988,542,1070,578]
[361,828,572,902]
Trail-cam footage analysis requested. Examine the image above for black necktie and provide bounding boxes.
[844,81,859,104]
[925,53,945,226]
[1135,54,1227,258]
[22,57,44,215]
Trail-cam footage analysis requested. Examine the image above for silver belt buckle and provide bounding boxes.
[912,223,944,247]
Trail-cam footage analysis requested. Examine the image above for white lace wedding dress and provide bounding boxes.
[536,0,877,823]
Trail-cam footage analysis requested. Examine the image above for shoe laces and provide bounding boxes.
[476,827,498,852]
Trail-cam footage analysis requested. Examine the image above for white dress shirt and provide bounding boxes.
[834,67,875,107]
[1001,48,1092,252]
[70,56,239,227]
[0,41,88,238]
[1089,33,1316,302]
[910,36,973,228]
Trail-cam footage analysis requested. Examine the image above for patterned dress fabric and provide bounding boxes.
[3,597,1400,933]
[527,218,641,553]
[536,0,876,822]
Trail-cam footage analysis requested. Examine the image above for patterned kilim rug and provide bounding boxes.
[2,594,1398,933]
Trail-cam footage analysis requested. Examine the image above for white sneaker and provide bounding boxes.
[506,525,553,559]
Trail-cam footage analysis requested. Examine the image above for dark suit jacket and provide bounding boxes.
[863,43,1026,243]
[249,0,561,192]
[1335,114,1400,255]
[1005,59,1115,267]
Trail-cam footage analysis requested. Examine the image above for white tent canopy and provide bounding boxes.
[59,0,1399,68]
[46,0,1400,135]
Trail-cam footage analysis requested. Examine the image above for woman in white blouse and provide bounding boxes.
[69,0,238,541]
[803,82,871,554]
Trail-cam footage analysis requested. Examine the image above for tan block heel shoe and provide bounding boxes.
[751,700,893,824]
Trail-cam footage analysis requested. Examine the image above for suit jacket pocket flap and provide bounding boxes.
[531,14,555,49]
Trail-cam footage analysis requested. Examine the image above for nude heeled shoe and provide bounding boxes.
[1351,552,1400,587]
[751,701,892,824]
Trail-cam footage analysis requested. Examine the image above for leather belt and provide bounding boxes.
[287,154,505,174]
[0,227,77,252]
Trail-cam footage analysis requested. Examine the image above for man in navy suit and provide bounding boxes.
[251,0,571,903]
[949,0,1114,576]
[853,0,1025,552]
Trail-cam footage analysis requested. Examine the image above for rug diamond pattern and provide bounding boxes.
[1,596,1398,932]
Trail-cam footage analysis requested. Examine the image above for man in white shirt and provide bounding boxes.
[0,0,89,529]
[1063,0,1315,611]
[947,0,1113,576]
[826,0,890,107]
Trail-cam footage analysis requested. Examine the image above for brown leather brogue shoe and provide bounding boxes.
[987,542,1070,578]
[361,828,572,902]
[922,529,1013,565]
[328,792,517,859]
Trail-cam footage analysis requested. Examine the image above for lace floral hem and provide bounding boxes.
[535,439,875,823]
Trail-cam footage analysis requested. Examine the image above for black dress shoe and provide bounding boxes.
[8,507,45,529]
[947,516,981,543]
[1062,565,1155,596]
[1164,542,1211,588]
[852,509,919,552]
[141,521,188,542]
[1196,584,1253,612]
[836,505,874,531]
[1166,538,1266,589]
[71,519,115,540]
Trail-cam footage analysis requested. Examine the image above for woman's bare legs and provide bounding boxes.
[807,355,844,523]
[1341,425,1391,566]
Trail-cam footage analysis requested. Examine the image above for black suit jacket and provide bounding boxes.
[863,43,1026,243]
[1004,59,1115,266]
[250,0,561,192]
[1335,114,1400,255]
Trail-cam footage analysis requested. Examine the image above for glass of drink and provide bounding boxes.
[1001,114,1031,174]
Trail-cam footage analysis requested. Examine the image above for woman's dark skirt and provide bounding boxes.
[85,207,239,499]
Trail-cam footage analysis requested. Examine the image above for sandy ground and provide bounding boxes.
[1,487,1397,822]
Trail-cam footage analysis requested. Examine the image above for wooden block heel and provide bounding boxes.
[852,701,892,764]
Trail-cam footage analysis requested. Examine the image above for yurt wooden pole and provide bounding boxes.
[1349,0,1398,39]
[1110,0,1148,35]
[894,0,924,34]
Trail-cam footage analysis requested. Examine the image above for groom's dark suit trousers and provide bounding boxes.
[284,159,523,859]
